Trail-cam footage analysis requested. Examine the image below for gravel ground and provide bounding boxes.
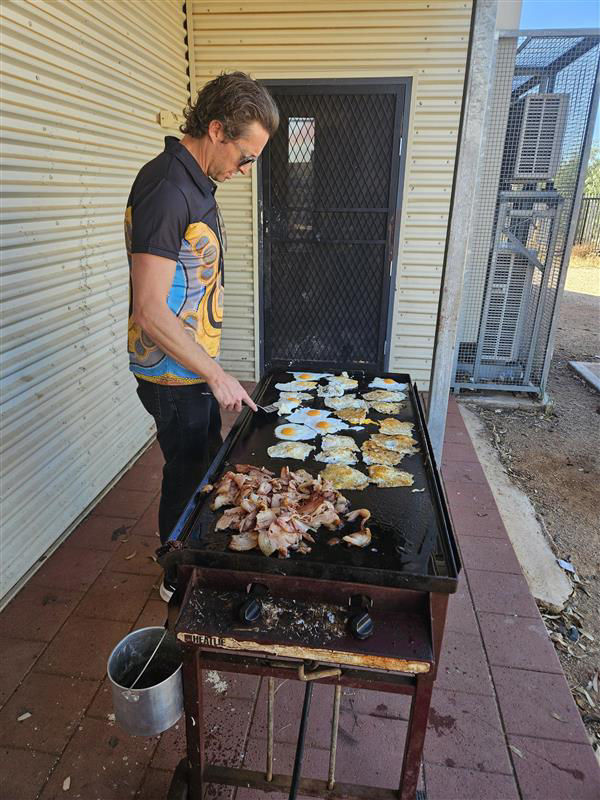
[468,261,600,754]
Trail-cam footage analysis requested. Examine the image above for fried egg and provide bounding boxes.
[325,395,368,411]
[378,418,417,436]
[321,434,359,452]
[362,390,406,402]
[361,441,405,466]
[305,417,350,434]
[275,380,318,392]
[267,441,315,460]
[279,392,313,401]
[368,465,414,487]
[320,464,369,490]
[275,398,303,415]
[291,371,332,381]
[286,408,332,424]
[328,372,359,390]
[334,407,368,424]
[370,432,417,451]
[315,448,358,465]
[370,401,403,415]
[368,377,408,392]
[317,382,345,398]
[274,424,317,441]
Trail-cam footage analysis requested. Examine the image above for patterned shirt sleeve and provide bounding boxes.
[130,178,189,260]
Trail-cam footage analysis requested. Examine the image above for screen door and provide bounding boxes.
[260,81,407,373]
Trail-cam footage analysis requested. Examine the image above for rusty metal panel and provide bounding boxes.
[188,0,473,387]
[0,0,189,601]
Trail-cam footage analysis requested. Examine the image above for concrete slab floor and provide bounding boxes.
[569,361,600,393]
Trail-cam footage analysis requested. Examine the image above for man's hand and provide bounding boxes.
[208,368,258,413]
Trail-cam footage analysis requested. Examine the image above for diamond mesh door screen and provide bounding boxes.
[453,33,600,394]
[261,84,405,372]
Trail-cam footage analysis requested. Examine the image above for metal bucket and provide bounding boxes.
[107,626,183,737]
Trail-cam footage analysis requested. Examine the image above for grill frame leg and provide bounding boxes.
[266,676,275,782]
[327,683,342,790]
[182,650,204,800]
[398,674,433,800]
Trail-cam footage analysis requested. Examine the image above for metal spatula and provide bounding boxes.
[256,403,280,414]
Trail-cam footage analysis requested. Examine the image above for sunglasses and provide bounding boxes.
[222,137,257,169]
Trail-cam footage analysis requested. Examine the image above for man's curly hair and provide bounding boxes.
[180,71,279,141]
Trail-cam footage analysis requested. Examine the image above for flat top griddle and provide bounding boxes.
[172,369,460,594]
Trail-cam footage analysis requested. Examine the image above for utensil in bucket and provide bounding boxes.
[107,626,183,737]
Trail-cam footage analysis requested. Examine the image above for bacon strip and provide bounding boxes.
[208,464,369,558]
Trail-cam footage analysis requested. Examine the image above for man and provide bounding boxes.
[125,72,279,571]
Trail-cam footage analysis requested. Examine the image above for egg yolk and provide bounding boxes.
[316,421,330,429]
[307,410,321,416]
[384,378,394,384]
[288,396,298,402]
[281,427,296,436]
[299,373,311,379]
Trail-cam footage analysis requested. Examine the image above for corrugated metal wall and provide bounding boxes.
[0,0,189,599]
[189,0,473,386]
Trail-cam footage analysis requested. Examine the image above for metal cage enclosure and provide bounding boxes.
[453,31,600,395]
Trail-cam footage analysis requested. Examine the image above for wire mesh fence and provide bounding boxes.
[574,196,600,252]
[453,32,600,394]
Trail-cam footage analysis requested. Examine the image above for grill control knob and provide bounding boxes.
[348,594,374,640]
[349,610,374,640]
[238,582,269,625]
[239,597,263,624]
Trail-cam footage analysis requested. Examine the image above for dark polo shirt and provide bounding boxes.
[125,137,225,384]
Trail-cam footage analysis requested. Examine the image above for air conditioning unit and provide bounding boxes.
[480,250,532,362]
[512,93,569,180]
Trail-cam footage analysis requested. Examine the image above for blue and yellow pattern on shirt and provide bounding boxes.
[126,208,224,385]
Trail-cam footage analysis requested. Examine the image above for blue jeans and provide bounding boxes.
[135,378,223,543]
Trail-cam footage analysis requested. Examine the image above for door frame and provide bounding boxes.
[257,77,412,376]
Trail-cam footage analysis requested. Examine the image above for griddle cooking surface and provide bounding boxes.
[179,370,459,593]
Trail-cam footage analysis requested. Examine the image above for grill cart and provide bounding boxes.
[161,370,460,800]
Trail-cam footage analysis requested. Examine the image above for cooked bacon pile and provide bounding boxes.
[206,464,368,558]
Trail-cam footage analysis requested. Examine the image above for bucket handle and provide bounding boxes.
[128,628,169,691]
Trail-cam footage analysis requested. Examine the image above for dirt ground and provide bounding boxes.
[467,258,600,754]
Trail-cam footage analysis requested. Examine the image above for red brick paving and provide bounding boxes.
[91,486,157,519]
[136,767,176,800]
[0,583,83,642]
[34,616,131,680]
[424,762,520,800]
[507,735,600,800]
[38,716,158,800]
[0,672,98,753]
[129,503,161,538]
[62,514,135,552]
[434,629,494,696]
[0,747,58,800]
[73,572,158,623]
[29,546,113,594]
[477,612,564,674]
[102,534,163,577]
[457,535,524,573]
[423,688,513,775]
[0,636,46,706]
[491,665,591,745]
[468,569,541,618]
[1,399,598,799]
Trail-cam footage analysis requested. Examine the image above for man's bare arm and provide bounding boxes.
[131,253,257,412]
